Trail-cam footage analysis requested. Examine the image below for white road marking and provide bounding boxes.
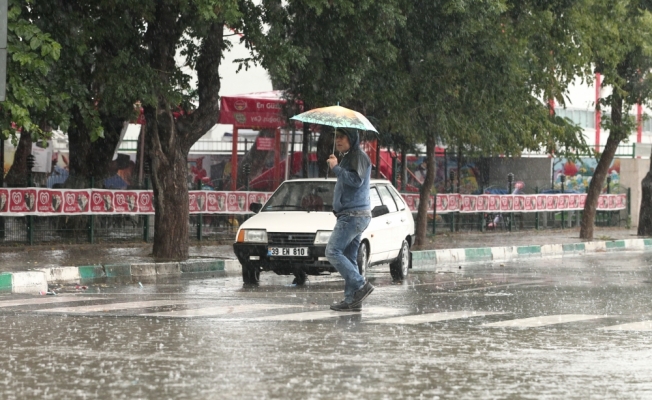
[365,310,505,325]
[250,306,407,322]
[144,304,298,318]
[599,321,652,331]
[36,299,194,314]
[484,314,608,328]
[0,296,97,307]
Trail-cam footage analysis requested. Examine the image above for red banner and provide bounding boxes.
[0,189,628,215]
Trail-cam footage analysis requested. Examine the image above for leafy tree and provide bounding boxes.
[578,0,652,239]
[259,0,405,176]
[361,0,593,245]
[0,0,64,186]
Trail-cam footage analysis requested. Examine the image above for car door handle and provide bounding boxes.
[400,218,406,222]
[386,220,391,224]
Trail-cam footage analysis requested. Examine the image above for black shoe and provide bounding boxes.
[350,280,374,307]
[330,300,362,312]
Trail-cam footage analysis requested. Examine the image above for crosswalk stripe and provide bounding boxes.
[599,321,652,331]
[143,304,298,318]
[249,306,407,321]
[483,314,608,328]
[0,296,97,307]
[36,299,193,314]
[365,311,505,325]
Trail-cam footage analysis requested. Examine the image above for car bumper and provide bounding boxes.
[232,243,335,274]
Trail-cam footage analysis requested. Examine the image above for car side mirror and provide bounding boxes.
[250,202,262,214]
[372,205,389,218]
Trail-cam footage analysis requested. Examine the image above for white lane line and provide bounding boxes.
[599,321,652,331]
[365,311,505,325]
[144,304,299,318]
[36,299,194,314]
[0,296,98,307]
[484,314,608,328]
[250,306,407,322]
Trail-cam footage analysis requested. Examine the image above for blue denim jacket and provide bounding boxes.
[332,129,371,213]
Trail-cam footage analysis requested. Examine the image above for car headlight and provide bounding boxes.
[237,229,268,243]
[314,230,332,245]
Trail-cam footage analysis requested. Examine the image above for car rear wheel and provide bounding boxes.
[242,263,260,284]
[292,270,307,285]
[357,242,368,277]
[390,239,410,281]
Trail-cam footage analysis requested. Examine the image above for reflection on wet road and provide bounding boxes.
[1,252,652,398]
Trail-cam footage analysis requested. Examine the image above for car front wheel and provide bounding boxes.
[390,239,410,280]
[357,242,368,277]
[242,263,260,284]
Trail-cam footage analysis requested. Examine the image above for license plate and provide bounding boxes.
[267,247,309,257]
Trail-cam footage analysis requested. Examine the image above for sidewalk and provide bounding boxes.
[0,226,647,294]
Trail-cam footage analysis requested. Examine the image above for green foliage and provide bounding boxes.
[0,0,64,143]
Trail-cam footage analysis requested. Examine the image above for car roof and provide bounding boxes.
[280,178,392,185]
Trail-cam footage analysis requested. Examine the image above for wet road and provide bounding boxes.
[2,252,652,399]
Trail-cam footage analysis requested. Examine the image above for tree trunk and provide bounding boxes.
[580,95,624,240]
[5,132,32,187]
[638,168,652,235]
[149,126,190,261]
[145,11,224,260]
[414,134,436,246]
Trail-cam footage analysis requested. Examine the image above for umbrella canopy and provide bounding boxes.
[290,105,378,133]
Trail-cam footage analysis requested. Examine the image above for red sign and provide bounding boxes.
[207,192,228,212]
[219,91,288,128]
[256,137,275,151]
[476,195,488,211]
[227,192,249,213]
[62,190,90,213]
[10,189,37,213]
[91,190,114,213]
[138,192,155,213]
[37,190,64,213]
[113,191,138,213]
[189,191,207,213]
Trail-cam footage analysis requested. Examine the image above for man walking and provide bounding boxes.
[326,128,374,311]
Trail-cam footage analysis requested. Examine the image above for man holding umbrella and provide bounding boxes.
[326,128,374,311]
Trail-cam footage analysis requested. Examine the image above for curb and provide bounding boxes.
[410,238,652,269]
[2,238,651,295]
[0,258,241,295]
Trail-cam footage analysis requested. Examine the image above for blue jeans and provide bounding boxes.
[326,214,371,303]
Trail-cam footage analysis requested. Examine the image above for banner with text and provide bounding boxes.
[0,189,626,215]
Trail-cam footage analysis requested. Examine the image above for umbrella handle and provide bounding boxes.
[328,128,337,179]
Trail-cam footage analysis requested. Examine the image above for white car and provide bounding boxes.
[233,178,415,284]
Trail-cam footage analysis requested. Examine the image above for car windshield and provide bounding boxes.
[262,181,335,212]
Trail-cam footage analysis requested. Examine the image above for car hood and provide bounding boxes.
[240,211,336,233]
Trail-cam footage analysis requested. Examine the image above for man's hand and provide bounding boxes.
[327,154,338,169]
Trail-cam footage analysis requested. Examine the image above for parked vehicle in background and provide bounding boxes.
[233,178,415,284]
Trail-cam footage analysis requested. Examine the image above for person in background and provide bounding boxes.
[326,128,375,312]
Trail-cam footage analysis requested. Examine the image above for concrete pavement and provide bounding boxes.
[0,226,647,294]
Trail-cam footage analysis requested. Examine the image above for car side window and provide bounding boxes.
[387,185,406,211]
[369,187,382,208]
[378,185,398,213]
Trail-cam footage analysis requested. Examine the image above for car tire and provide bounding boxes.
[242,263,260,284]
[357,242,368,277]
[292,270,307,285]
[390,239,410,281]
